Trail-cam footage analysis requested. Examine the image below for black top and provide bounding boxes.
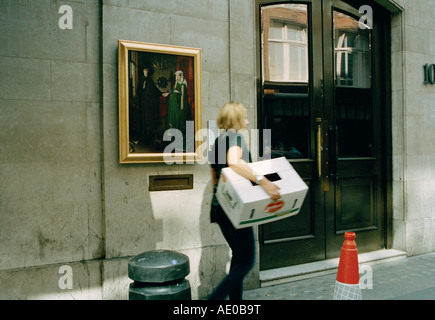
[209,131,251,223]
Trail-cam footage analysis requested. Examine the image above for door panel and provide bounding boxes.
[263,179,314,241]
[325,2,386,258]
[257,1,326,270]
[336,176,375,231]
[260,179,323,268]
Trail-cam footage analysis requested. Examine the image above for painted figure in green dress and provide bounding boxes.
[167,70,192,151]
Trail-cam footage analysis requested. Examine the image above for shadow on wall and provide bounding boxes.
[197,176,231,299]
[196,170,260,299]
[145,166,230,300]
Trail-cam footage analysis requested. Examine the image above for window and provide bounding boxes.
[261,4,310,159]
[262,4,309,83]
[334,10,374,157]
[334,11,371,88]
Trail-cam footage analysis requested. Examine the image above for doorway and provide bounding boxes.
[256,0,392,270]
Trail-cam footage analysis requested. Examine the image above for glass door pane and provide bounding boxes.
[262,4,309,83]
[334,10,374,158]
[261,3,310,159]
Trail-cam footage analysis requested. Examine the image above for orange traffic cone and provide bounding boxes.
[333,232,362,300]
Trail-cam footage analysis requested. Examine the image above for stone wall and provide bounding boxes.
[390,0,435,255]
[0,0,104,299]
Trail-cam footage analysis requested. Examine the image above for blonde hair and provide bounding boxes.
[216,102,248,131]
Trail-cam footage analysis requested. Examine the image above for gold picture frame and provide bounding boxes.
[118,40,202,163]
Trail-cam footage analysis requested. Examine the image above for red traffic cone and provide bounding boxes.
[333,232,362,300]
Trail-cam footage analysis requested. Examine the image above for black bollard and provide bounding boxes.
[128,250,191,300]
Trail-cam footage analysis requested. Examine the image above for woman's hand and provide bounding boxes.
[227,145,281,201]
[258,178,281,202]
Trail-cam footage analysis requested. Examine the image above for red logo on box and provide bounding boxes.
[264,201,284,213]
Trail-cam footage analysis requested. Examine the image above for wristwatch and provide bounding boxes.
[255,175,265,184]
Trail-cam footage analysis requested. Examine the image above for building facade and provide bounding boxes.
[0,0,434,299]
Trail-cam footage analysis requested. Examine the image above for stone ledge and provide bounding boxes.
[260,249,407,287]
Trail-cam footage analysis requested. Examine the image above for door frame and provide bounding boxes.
[325,0,393,252]
[255,0,393,270]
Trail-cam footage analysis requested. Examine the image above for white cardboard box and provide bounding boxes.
[215,157,309,229]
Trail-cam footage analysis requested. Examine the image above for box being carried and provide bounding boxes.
[215,157,308,229]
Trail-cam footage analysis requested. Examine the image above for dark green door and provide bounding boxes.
[257,0,391,270]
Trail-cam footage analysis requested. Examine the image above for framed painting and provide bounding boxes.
[118,40,202,163]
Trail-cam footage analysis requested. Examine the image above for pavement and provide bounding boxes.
[244,252,435,300]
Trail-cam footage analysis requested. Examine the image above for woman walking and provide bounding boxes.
[208,102,281,300]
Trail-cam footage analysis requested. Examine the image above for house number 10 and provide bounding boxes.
[423,64,435,84]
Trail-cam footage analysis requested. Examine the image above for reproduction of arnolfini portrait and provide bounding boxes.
[118,40,202,164]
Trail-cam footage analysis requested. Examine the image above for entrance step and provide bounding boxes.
[259,249,407,288]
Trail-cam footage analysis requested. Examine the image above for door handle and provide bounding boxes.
[323,120,330,192]
[317,122,323,179]
[317,118,330,191]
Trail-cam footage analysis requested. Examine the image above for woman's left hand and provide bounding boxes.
[259,178,281,201]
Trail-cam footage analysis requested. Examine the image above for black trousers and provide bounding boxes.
[208,207,255,300]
